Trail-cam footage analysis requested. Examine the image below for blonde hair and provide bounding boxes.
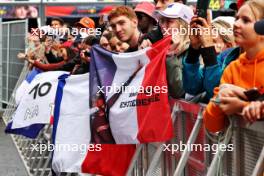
[245,0,264,20]
[212,20,235,47]
[174,18,190,55]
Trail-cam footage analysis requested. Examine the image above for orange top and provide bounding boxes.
[204,48,264,132]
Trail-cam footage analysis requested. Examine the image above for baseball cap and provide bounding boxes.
[134,2,156,21]
[157,3,194,24]
[75,17,95,29]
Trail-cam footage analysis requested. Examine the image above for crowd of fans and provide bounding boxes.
[18,0,264,134]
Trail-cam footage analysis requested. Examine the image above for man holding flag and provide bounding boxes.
[89,5,194,144]
[108,5,189,98]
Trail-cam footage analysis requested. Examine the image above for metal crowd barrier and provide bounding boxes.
[127,99,264,176]
[2,65,264,176]
[1,64,52,176]
[0,19,28,108]
[1,65,83,176]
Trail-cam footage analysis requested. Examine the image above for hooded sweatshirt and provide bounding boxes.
[204,48,264,132]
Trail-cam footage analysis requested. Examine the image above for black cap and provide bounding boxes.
[254,20,264,35]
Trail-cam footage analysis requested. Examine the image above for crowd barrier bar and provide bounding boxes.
[252,146,264,176]
[206,116,233,176]
[173,108,203,176]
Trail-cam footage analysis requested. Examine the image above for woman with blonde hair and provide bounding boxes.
[157,2,194,98]
[204,0,264,132]
[182,11,239,102]
[211,18,236,53]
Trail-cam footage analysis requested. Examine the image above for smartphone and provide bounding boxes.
[244,88,261,101]
[196,0,210,18]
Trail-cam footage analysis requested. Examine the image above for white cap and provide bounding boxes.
[157,3,194,24]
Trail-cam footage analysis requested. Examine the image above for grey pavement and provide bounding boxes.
[0,117,28,176]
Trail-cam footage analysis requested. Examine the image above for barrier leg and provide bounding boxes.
[206,119,233,176]
[173,109,203,176]
[145,104,180,176]
[126,144,144,175]
[145,143,164,176]
[252,146,264,176]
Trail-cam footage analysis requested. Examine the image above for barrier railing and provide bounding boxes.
[1,66,264,176]
[253,146,264,176]
[127,100,210,176]
[0,19,28,108]
[128,99,264,176]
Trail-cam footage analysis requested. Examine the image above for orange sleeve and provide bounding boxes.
[203,88,227,132]
[203,64,233,132]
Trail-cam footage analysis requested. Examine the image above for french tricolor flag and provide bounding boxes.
[52,73,135,175]
[90,36,174,144]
